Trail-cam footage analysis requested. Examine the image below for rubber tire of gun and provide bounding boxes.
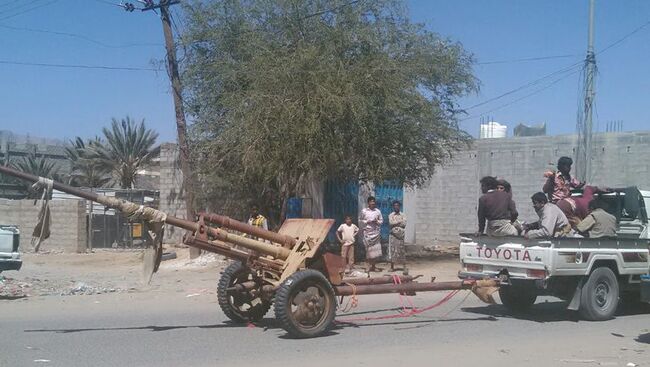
[217,261,271,323]
[274,269,337,339]
[579,266,619,321]
[499,284,537,312]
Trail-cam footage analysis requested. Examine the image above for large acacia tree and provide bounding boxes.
[181,0,478,222]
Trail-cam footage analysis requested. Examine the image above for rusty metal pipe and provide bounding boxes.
[341,275,416,286]
[199,212,296,248]
[185,237,285,272]
[333,279,498,296]
[0,165,291,260]
[226,282,275,295]
[183,237,250,262]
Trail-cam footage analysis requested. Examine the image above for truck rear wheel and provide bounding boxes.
[498,284,537,312]
[579,266,619,321]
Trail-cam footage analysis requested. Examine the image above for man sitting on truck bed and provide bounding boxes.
[576,199,617,238]
[524,192,572,239]
[477,176,519,237]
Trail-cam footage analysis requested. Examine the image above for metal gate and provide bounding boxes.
[87,189,159,249]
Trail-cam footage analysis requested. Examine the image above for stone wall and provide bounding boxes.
[159,143,187,244]
[0,199,87,253]
[410,131,650,245]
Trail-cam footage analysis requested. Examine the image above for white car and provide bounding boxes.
[0,225,22,273]
[459,187,650,320]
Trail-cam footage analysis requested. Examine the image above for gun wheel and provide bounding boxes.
[217,261,271,323]
[274,269,336,338]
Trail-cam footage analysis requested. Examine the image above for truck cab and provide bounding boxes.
[459,187,650,320]
[0,225,22,273]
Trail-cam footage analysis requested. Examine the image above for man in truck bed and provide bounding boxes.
[576,199,617,238]
[477,176,518,237]
[524,192,571,239]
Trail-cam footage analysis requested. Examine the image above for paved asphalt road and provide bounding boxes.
[2,289,649,367]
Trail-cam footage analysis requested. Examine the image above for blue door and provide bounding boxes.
[374,181,403,242]
[323,180,359,243]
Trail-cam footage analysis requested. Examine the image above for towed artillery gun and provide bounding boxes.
[0,165,499,338]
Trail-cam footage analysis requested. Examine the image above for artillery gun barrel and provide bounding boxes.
[0,165,291,260]
[199,211,296,248]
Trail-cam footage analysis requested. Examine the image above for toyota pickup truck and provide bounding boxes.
[0,225,22,273]
[459,187,650,320]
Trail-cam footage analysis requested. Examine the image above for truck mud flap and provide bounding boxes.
[567,277,585,311]
[641,275,650,303]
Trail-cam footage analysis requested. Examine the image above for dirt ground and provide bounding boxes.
[0,247,462,299]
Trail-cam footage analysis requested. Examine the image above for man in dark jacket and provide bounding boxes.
[477,176,519,237]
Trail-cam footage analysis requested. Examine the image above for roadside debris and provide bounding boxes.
[0,276,126,298]
[0,275,30,299]
[161,252,226,269]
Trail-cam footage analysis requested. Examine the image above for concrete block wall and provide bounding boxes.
[159,143,187,244]
[412,131,650,244]
[0,198,87,253]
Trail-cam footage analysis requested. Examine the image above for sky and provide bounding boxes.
[0,0,649,143]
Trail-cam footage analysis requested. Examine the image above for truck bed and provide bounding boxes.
[459,233,650,280]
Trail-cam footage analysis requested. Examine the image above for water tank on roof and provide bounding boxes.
[480,122,507,139]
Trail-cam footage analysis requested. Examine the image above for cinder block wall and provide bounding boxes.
[159,143,186,244]
[412,131,650,244]
[0,199,87,252]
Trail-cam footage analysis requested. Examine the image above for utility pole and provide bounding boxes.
[127,0,199,258]
[577,0,596,182]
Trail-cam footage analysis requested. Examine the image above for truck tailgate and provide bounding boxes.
[460,240,550,279]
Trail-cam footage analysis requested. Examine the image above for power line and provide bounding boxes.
[0,59,161,71]
[0,23,163,48]
[0,1,31,10]
[90,0,122,7]
[466,16,650,113]
[461,68,581,121]
[0,0,59,21]
[465,61,583,111]
[169,8,184,41]
[301,0,360,20]
[476,54,579,65]
[0,0,44,15]
[598,19,650,54]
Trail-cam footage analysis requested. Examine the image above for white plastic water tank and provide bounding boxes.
[480,122,507,139]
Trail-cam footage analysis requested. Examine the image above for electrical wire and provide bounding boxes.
[0,0,44,15]
[598,19,650,55]
[0,59,161,71]
[0,0,59,21]
[461,67,581,122]
[301,0,360,20]
[0,23,162,48]
[464,61,583,111]
[465,16,650,113]
[90,0,123,7]
[476,54,579,65]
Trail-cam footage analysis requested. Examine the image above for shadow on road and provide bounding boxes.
[23,311,496,338]
[636,333,650,344]
[462,299,650,323]
[24,320,276,334]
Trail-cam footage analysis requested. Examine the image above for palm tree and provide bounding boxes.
[11,154,61,198]
[94,117,159,189]
[65,137,112,188]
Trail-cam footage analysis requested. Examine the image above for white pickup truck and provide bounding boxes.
[459,188,650,320]
[0,225,21,273]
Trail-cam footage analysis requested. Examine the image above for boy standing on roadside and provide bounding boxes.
[337,215,359,274]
